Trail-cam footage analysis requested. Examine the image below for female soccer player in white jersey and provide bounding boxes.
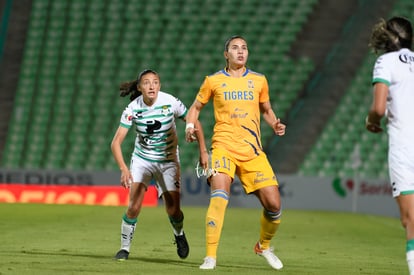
[185,35,286,270]
[111,69,208,261]
[366,17,414,274]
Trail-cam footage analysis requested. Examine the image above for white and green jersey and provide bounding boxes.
[372,48,414,196]
[372,48,414,146]
[119,91,187,162]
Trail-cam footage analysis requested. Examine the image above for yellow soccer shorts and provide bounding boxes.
[209,147,279,194]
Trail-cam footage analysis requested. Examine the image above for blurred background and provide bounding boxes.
[0,0,412,180]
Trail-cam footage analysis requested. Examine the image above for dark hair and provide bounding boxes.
[119,69,159,101]
[369,16,413,54]
[224,35,247,51]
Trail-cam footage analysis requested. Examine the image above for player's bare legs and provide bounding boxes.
[396,194,414,274]
[162,190,181,217]
[162,190,189,259]
[126,183,147,218]
[115,182,146,260]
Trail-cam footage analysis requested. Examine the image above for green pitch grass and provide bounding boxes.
[0,203,406,275]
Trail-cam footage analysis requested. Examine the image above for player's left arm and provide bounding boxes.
[182,100,208,169]
[260,101,286,136]
[366,82,388,133]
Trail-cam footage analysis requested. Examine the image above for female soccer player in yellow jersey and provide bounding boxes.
[185,35,286,270]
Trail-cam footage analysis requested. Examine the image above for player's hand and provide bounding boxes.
[199,150,209,170]
[185,123,197,142]
[273,118,286,136]
[365,117,383,133]
[120,169,133,188]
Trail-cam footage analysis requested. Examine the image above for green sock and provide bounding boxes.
[169,214,184,236]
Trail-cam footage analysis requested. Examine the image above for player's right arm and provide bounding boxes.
[366,82,388,133]
[111,126,133,188]
[185,76,211,142]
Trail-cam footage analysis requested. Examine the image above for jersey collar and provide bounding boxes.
[222,67,249,77]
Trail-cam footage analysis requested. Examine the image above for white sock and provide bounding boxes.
[121,219,136,252]
[407,250,414,275]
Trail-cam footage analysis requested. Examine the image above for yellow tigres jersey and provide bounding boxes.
[196,68,270,161]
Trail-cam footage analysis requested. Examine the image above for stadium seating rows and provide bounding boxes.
[2,0,317,171]
[299,0,414,179]
[7,0,413,178]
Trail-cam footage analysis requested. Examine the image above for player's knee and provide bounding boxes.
[401,212,414,229]
[401,216,410,229]
[262,200,281,215]
[263,208,282,222]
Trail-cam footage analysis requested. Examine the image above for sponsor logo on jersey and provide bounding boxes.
[126,111,142,121]
[399,53,414,64]
[253,171,270,184]
[231,107,248,119]
[125,114,134,121]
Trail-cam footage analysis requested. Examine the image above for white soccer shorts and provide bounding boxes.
[130,156,181,197]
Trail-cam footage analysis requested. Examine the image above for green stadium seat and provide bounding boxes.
[299,52,388,178]
[2,0,318,171]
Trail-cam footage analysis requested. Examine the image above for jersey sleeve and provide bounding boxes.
[173,96,188,119]
[119,105,134,128]
[259,75,270,103]
[196,76,213,104]
[372,55,391,86]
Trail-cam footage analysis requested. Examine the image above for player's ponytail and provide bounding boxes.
[119,80,141,101]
